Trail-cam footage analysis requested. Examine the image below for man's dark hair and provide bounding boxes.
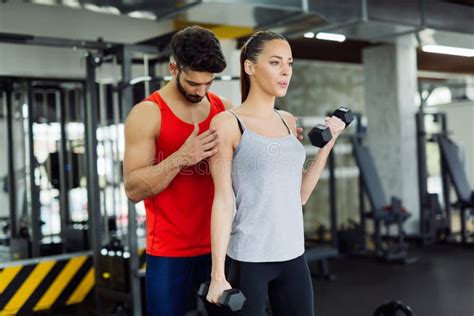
[171,26,226,73]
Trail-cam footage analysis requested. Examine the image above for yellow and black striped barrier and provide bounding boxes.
[0,249,147,315]
[0,252,94,315]
[139,248,146,270]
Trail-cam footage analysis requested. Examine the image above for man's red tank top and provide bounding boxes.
[143,91,225,257]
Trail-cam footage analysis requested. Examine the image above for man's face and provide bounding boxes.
[175,67,215,103]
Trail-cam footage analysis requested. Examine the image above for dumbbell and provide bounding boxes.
[197,282,246,312]
[308,106,354,148]
[373,300,414,316]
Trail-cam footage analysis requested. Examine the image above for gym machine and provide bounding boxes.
[416,110,474,245]
[330,113,413,263]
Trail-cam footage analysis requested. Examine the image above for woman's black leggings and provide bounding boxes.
[226,254,314,316]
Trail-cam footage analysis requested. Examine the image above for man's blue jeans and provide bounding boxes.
[145,253,222,316]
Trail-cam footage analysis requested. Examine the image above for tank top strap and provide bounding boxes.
[228,110,245,134]
[274,110,292,135]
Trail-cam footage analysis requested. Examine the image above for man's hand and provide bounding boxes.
[295,117,303,141]
[177,123,219,167]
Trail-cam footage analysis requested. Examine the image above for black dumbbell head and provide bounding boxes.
[333,106,354,126]
[197,282,209,298]
[219,289,246,312]
[308,124,332,148]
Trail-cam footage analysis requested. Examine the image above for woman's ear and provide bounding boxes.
[244,60,255,76]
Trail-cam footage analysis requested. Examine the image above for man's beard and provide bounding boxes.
[177,72,205,104]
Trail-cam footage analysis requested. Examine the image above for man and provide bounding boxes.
[123,26,232,315]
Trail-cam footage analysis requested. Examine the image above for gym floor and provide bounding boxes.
[313,245,474,316]
[53,244,473,316]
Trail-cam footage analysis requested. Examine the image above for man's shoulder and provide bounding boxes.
[132,100,160,115]
[126,100,161,129]
[208,91,233,110]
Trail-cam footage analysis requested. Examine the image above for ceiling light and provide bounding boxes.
[304,32,315,39]
[62,0,80,8]
[422,44,474,57]
[128,11,157,20]
[316,32,346,42]
[32,0,56,5]
[83,4,120,15]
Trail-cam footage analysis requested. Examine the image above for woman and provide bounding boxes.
[206,31,345,315]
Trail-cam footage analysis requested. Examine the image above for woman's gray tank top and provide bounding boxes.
[227,110,306,262]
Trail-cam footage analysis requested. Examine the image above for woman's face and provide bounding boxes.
[250,39,293,98]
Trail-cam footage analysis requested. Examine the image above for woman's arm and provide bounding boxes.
[207,112,238,304]
[300,137,335,205]
[280,111,345,205]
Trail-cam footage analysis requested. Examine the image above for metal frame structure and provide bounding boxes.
[0,77,87,257]
[4,83,17,241]
[416,109,452,245]
[117,45,142,316]
[83,53,106,313]
[26,81,41,258]
[0,33,125,314]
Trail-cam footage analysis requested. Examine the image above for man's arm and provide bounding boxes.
[123,101,218,203]
[123,101,181,203]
